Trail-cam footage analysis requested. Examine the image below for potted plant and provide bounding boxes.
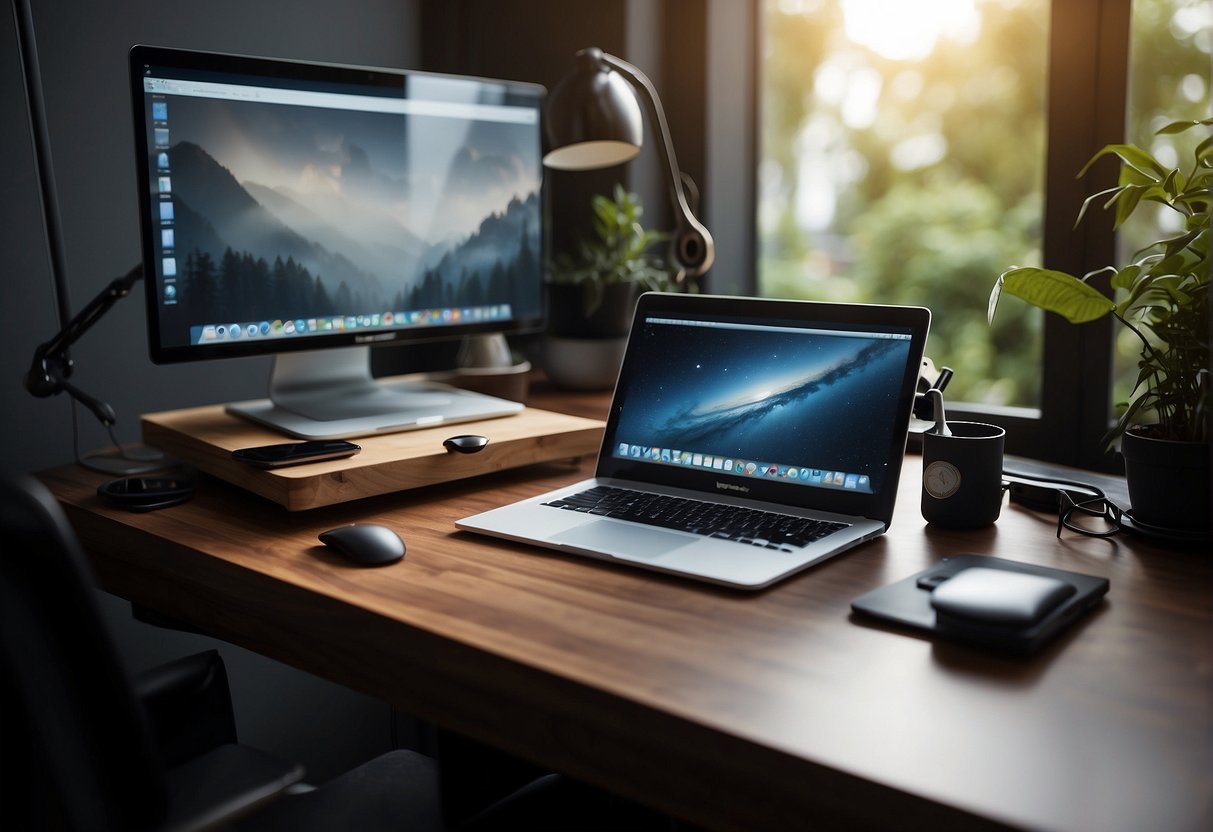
[988,118,1210,533]
[544,184,673,389]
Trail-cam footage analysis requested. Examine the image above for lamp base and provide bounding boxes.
[80,445,173,476]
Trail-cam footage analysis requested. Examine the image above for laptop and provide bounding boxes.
[458,293,931,589]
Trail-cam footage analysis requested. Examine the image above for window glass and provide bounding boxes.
[1114,0,1211,411]
[758,0,1049,408]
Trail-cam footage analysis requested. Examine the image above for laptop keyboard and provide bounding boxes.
[543,486,848,552]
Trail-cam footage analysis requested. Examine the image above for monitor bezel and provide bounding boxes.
[129,44,546,366]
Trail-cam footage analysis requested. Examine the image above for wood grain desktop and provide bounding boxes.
[40,383,1213,832]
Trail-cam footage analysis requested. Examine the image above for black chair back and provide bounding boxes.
[0,474,168,831]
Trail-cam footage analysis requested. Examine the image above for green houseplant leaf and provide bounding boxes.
[988,267,1115,325]
[989,120,1210,447]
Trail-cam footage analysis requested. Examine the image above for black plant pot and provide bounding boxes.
[545,282,639,339]
[1121,429,1211,533]
[543,282,640,390]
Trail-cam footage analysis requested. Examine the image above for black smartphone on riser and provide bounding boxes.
[232,440,361,468]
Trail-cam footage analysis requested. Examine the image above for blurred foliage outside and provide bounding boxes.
[758,0,1210,412]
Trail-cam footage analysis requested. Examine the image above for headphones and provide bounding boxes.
[97,472,195,512]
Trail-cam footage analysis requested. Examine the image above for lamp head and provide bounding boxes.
[544,47,714,283]
[543,48,643,170]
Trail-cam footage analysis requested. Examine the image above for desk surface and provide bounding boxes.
[41,384,1212,832]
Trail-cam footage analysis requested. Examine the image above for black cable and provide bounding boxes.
[70,397,155,474]
[70,396,83,467]
[1002,468,1106,513]
[1003,469,1106,498]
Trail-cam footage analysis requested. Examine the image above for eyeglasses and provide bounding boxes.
[1056,491,1123,539]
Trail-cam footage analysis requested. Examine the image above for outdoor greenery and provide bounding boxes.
[549,184,672,316]
[990,118,1210,446]
[759,0,1211,413]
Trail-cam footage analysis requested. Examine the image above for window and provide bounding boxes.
[747,0,1209,468]
[759,0,1049,411]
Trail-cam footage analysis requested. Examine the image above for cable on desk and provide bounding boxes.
[1002,469,1106,513]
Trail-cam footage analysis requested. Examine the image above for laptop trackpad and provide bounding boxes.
[551,520,695,561]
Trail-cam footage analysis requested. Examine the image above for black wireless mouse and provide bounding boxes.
[444,434,489,454]
[319,524,406,566]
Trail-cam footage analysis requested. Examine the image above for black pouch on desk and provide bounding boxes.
[850,555,1109,654]
[98,474,195,513]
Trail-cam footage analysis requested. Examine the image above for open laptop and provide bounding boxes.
[458,293,930,589]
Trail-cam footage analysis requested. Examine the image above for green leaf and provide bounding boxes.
[990,267,1115,324]
[1152,228,1201,261]
[1161,168,1180,199]
[1112,183,1150,228]
[1074,185,1122,228]
[1110,264,1141,290]
[1156,118,1213,135]
[1152,253,1187,277]
[1104,390,1160,449]
[987,272,1007,325]
[1079,143,1167,181]
[1194,135,1213,166]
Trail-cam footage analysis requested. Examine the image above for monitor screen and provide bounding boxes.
[129,46,544,438]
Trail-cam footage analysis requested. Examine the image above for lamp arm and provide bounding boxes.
[25,264,142,426]
[598,54,689,217]
[598,52,715,282]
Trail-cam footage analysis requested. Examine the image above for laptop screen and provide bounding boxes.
[598,294,930,522]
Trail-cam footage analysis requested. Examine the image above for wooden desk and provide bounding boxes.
[39,385,1212,832]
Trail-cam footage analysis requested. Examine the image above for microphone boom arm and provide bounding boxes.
[25,265,143,427]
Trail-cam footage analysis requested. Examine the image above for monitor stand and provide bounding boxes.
[226,342,524,440]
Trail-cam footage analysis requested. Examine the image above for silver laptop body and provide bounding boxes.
[458,292,930,589]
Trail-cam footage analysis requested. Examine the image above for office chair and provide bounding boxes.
[0,472,443,832]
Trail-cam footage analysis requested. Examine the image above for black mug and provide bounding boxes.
[921,421,1006,528]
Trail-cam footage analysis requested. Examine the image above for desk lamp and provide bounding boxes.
[544,47,714,286]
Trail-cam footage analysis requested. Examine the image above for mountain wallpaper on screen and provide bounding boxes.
[153,96,541,344]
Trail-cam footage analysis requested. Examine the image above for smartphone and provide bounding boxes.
[232,440,361,469]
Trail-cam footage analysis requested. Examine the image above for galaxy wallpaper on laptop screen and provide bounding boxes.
[146,82,541,348]
[610,318,913,494]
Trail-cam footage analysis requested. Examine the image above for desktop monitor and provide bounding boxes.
[129,45,545,438]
